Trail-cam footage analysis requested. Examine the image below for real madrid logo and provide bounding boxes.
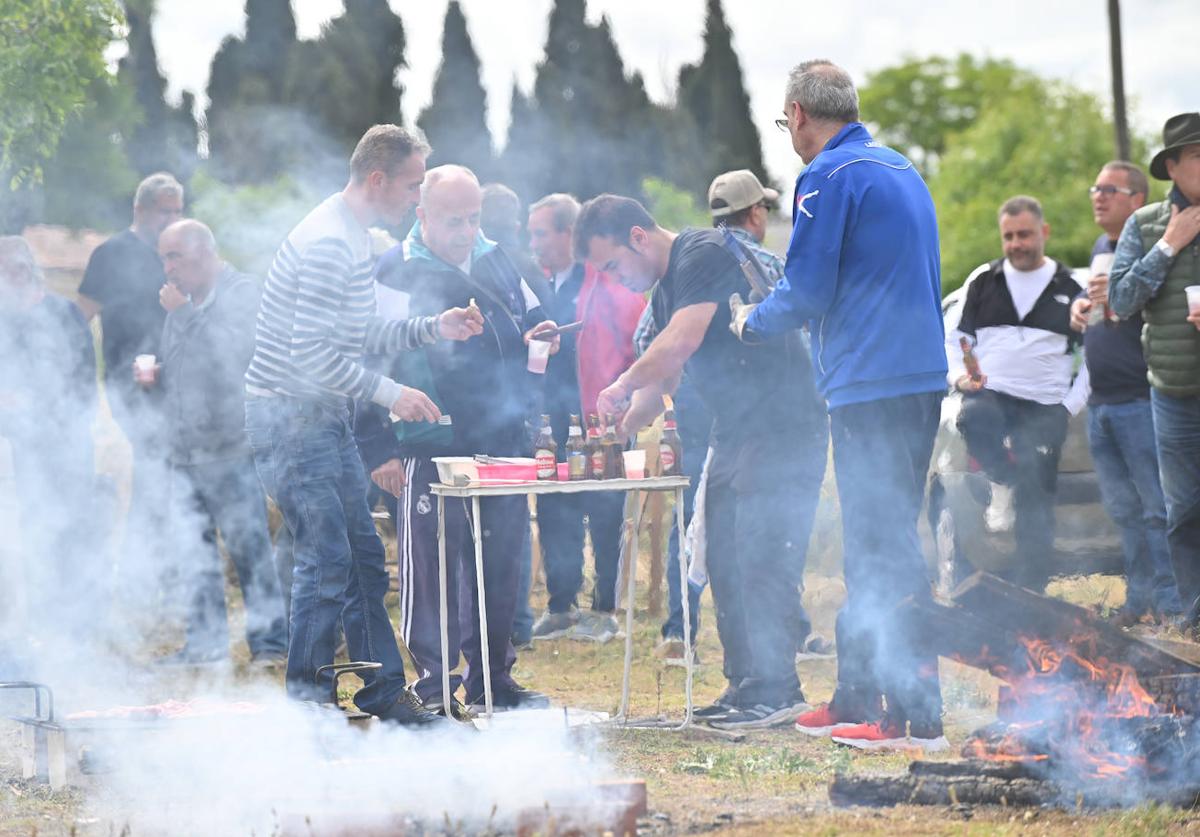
[416,494,432,515]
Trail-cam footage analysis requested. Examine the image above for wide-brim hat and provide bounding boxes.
[1150,112,1200,180]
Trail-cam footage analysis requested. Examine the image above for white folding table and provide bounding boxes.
[428,475,693,727]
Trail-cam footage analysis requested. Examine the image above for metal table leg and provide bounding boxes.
[438,495,452,719]
[472,495,493,719]
[618,488,643,721]
[676,485,693,730]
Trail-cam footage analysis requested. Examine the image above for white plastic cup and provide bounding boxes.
[621,449,646,479]
[1186,286,1200,316]
[134,354,156,373]
[527,339,551,374]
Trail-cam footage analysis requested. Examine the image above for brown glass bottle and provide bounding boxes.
[533,414,557,481]
[566,414,587,481]
[602,413,624,479]
[659,409,683,476]
[587,413,605,479]
[959,336,983,383]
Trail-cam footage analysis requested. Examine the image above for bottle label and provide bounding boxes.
[664,420,677,431]
[590,450,605,478]
[535,450,556,479]
[568,451,587,479]
[659,445,676,474]
[569,426,582,437]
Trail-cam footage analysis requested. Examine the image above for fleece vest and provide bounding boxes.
[1135,200,1200,397]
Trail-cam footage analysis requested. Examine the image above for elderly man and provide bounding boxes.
[1109,113,1200,625]
[356,165,552,718]
[244,126,482,725]
[134,220,289,665]
[1071,163,1183,625]
[581,194,827,731]
[735,61,948,750]
[78,173,183,594]
[0,237,98,640]
[949,196,1088,594]
[525,192,645,644]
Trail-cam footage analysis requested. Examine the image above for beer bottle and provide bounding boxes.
[659,409,683,476]
[587,413,605,479]
[602,414,624,480]
[566,414,587,481]
[960,336,983,383]
[534,414,557,481]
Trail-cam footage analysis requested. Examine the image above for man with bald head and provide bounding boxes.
[137,219,288,665]
[357,164,556,717]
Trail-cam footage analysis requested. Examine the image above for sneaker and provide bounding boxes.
[692,686,740,721]
[830,717,949,752]
[711,693,810,731]
[569,611,620,643]
[375,690,448,728]
[467,683,551,711]
[654,636,700,666]
[531,607,580,640]
[794,703,859,737]
[421,693,475,723]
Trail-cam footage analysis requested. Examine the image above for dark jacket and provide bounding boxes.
[160,266,262,465]
[355,227,544,470]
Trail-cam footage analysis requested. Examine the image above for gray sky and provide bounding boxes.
[150,0,1197,188]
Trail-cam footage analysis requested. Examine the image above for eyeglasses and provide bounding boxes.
[1089,185,1137,197]
[774,118,789,132]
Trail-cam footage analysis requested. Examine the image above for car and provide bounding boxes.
[923,268,1123,595]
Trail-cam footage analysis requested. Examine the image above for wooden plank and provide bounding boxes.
[951,572,1200,678]
[895,597,1025,679]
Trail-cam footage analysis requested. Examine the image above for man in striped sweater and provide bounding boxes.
[243,125,483,725]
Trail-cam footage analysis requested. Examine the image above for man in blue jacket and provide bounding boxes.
[733,60,948,751]
[356,165,554,718]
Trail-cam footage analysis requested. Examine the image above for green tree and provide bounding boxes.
[859,54,1040,175]
[642,177,708,231]
[417,1,494,178]
[931,83,1147,294]
[498,81,543,200]
[676,0,767,195]
[0,0,123,190]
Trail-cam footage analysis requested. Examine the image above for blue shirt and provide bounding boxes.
[746,122,947,408]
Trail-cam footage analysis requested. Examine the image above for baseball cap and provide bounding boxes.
[707,169,780,217]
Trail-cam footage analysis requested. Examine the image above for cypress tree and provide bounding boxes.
[676,0,767,194]
[498,81,542,201]
[417,1,494,179]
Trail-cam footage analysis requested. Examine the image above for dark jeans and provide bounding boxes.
[538,491,624,614]
[957,389,1069,592]
[662,443,706,641]
[1087,399,1182,616]
[513,529,534,645]
[1150,390,1200,619]
[169,456,289,658]
[391,457,524,702]
[830,390,942,727]
[703,427,825,704]
[244,396,407,714]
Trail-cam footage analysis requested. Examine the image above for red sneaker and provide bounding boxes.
[830,719,949,753]
[794,703,858,737]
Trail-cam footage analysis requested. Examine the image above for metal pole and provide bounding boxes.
[438,495,452,719]
[619,487,641,721]
[675,485,693,730]
[471,496,493,719]
[1108,0,1130,160]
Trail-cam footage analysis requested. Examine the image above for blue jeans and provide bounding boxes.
[1087,400,1182,616]
[244,397,407,714]
[513,530,534,645]
[170,456,289,657]
[830,390,942,727]
[1150,390,1200,617]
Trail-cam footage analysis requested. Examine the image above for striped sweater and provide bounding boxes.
[245,193,439,407]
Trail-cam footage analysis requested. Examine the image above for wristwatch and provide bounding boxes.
[1155,238,1177,259]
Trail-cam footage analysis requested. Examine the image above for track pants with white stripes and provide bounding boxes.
[390,456,525,702]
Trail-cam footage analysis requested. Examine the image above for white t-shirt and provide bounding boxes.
[1002,259,1056,321]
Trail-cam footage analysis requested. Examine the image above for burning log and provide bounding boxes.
[830,760,1059,808]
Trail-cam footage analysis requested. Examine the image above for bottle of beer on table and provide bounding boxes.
[587,413,604,479]
[602,414,624,479]
[959,336,983,383]
[659,408,683,476]
[534,414,557,481]
[566,414,587,481]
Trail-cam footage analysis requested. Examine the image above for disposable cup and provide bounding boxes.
[621,449,646,479]
[527,339,551,374]
[1186,286,1200,315]
[134,354,156,372]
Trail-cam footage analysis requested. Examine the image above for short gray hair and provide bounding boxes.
[161,219,217,255]
[999,195,1044,222]
[420,164,479,205]
[0,236,43,287]
[785,60,859,123]
[1101,160,1149,197]
[134,172,183,209]
[349,124,431,184]
[529,193,581,232]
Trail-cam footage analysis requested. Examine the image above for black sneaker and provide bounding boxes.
[710,693,810,730]
[467,683,551,711]
[693,686,740,721]
[422,693,475,723]
[375,690,448,728]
